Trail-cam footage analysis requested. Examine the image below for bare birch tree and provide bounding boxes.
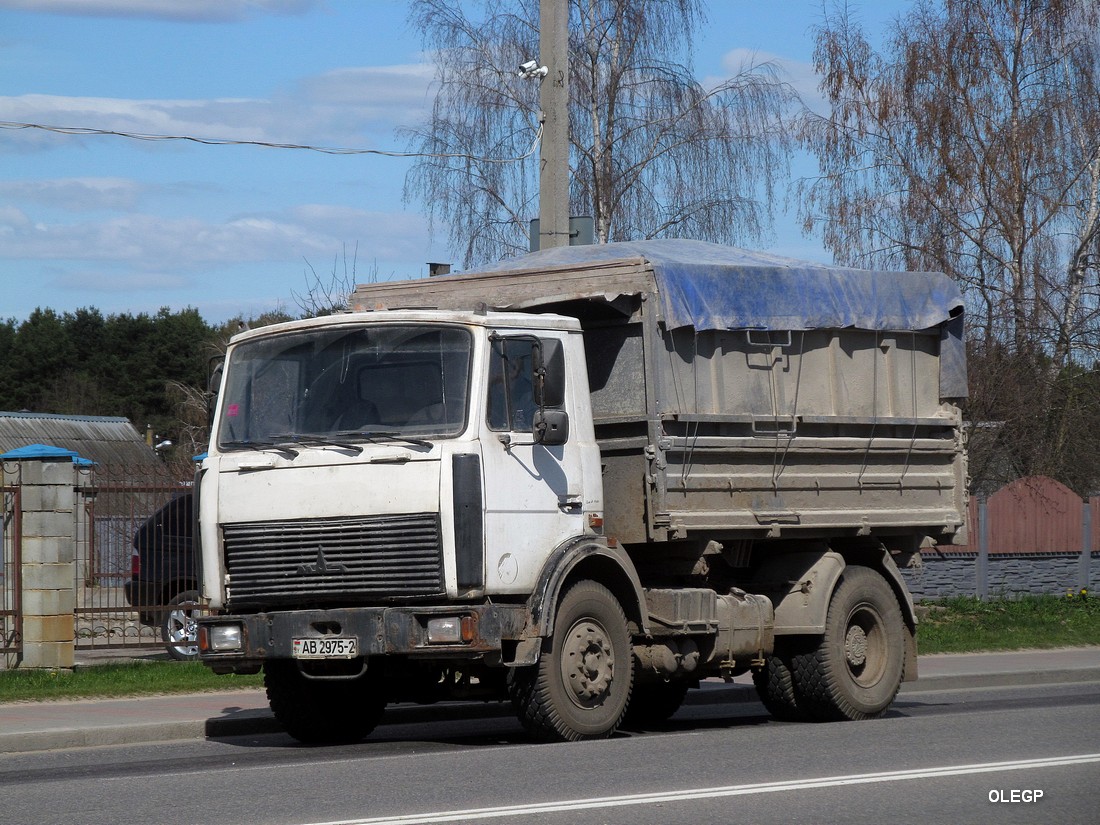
[800,0,1100,492]
[403,0,796,266]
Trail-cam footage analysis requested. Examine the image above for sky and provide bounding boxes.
[0,0,907,326]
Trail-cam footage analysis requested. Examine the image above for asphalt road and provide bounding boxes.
[1,680,1097,825]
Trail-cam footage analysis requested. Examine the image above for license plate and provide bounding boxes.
[292,637,358,659]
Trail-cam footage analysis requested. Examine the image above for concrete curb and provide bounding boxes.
[900,666,1100,693]
[2,721,212,754]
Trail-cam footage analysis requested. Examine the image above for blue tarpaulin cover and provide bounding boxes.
[477,239,964,332]
[476,239,968,397]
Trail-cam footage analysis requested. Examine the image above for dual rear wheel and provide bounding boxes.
[754,565,907,721]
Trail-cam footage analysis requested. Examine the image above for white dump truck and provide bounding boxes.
[195,239,968,743]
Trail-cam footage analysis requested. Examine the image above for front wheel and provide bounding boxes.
[509,580,633,741]
[264,659,387,744]
[791,566,906,721]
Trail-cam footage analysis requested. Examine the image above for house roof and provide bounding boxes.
[0,411,162,468]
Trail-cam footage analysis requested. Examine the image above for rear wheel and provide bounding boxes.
[264,659,387,744]
[753,639,810,722]
[509,580,633,741]
[791,566,905,721]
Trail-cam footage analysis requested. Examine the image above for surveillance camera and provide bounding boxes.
[518,60,548,78]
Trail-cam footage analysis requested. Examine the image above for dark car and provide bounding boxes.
[123,492,201,660]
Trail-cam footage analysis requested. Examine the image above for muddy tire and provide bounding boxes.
[753,639,810,722]
[791,566,905,721]
[264,659,386,744]
[509,580,633,741]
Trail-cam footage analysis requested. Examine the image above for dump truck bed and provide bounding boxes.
[352,240,968,547]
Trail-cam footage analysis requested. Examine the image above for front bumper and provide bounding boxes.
[197,603,530,667]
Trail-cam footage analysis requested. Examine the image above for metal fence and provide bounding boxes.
[74,461,192,651]
[1,472,21,664]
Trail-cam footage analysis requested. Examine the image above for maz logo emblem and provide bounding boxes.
[296,545,349,576]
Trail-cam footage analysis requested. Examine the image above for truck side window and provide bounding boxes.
[487,338,538,432]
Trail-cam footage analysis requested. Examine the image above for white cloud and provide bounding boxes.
[0,94,284,144]
[0,61,435,152]
[51,270,191,292]
[0,203,432,270]
[295,65,436,130]
[715,48,826,115]
[289,204,436,263]
[0,212,312,264]
[0,0,319,23]
[0,203,440,323]
[0,205,32,231]
[0,178,144,211]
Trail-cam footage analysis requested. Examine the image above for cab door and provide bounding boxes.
[479,331,585,595]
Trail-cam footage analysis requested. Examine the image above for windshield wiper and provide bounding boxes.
[219,439,299,459]
[335,430,434,449]
[265,434,365,455]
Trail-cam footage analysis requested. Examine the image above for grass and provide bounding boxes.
[0,594,1096,702]
[0,660,263,704]
[916,592,1100,654]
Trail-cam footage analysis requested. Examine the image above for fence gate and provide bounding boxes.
[74,462,190,652]
[1,473,21,665]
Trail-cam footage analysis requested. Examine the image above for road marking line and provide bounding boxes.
[304,753,1100,825]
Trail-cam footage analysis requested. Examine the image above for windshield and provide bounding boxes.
[217,323,472,450]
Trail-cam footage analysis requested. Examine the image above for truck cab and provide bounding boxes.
[200,309,603,611]
[197,310,643,741]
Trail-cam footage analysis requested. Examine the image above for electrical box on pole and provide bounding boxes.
[528,216,593,252]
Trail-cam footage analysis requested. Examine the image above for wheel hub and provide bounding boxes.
[169,610,197,643]
[562,621,614,704]
[845,624,868,667]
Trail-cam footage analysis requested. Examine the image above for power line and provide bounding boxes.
[0,119,543,163]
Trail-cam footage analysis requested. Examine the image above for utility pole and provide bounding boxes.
[538,0,570,250]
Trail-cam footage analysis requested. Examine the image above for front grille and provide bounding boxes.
[223,512,444,607]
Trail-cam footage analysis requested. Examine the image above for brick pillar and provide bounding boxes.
[17,458,77,670]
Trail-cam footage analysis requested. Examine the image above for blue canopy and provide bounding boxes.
[0,443,95,465]
[475,239,968,397]
[477,239,964,333]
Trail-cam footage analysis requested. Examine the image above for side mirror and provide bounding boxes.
[206,356,224,427]
[533,409,569,445]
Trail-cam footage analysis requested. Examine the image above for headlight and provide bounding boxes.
[202,623,243,652]
[427,615,474,644]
